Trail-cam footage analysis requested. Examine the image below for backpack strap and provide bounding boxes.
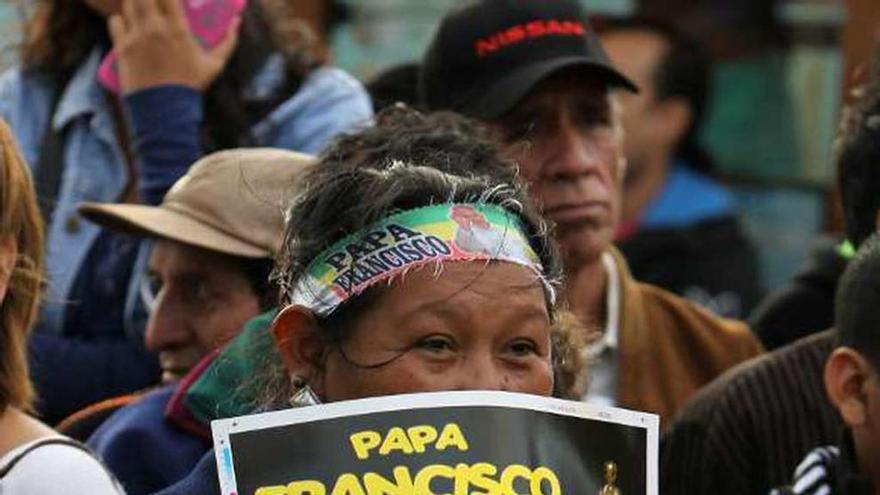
[0,438,94,478]
[33,74,72,228]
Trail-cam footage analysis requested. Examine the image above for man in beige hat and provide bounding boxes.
[79,148,313,384]
[56,148,313,494]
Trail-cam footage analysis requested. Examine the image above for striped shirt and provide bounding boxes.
[661,330,841,495]
[770,432,873,495]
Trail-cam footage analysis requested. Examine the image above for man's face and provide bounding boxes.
[601,29,667,182]
[494,71,626,266]
[145,240,261,383]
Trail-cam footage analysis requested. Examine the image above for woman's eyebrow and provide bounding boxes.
[396,298,464,326]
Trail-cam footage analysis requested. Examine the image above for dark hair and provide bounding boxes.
[275,107,563,327]
[21,0,319,150]
[240,258,277,311]
[837,45,880,248]
[603,18,714,174]
[835,232,880,368]
[365,62,421,112]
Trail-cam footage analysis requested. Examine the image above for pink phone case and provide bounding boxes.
[98,0,248,93]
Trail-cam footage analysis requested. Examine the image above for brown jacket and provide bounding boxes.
[609,249,764,426]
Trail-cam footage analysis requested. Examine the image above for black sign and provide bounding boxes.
[213,391,658,495]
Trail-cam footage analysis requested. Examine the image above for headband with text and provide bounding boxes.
[289,203,550,317]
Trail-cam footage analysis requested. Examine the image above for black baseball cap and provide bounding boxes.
[420,0,638,120]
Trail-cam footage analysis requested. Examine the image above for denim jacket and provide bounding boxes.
[0,48,372,421]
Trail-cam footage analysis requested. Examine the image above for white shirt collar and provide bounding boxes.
[584,252,620,358]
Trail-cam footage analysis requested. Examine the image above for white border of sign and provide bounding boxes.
[212,390,659,495]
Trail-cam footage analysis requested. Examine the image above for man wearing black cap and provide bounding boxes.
[421,0,763,423]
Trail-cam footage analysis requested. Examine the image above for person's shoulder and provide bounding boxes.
[0,65,54,104]
[635,281,764,366]
[89,386,175,444]
[0,65,56,158]
[104,386,173,424]
[302,66,369,96]
[2,438,123,494]
[676,330,835,424]
[638,281,751,334]
[615,247,752,338]
[257,65,372,153]
[0,65,32,91]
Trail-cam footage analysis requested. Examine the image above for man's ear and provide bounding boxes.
[656,97,692,147]
[271,305,326,379]
[826,347,872,426]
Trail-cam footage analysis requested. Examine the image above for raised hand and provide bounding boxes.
[108,0,241,93]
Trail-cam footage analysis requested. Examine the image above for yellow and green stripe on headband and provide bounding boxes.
[289,203,548,316]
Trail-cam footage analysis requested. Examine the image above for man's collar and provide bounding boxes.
[601,251,620,350]
[584,252,620,358]
[52,48,107,131]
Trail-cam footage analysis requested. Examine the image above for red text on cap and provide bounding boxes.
[475,20,586,58]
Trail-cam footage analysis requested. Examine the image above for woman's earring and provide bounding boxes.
[288,375,321,408]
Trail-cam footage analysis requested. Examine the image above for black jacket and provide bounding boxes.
[661,331,841,495]
[749,237,848,350]
[618,215,763,318]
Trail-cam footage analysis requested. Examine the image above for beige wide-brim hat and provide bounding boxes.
[79,148,315,259]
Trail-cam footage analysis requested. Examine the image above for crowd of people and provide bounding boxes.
[0,0,875,493]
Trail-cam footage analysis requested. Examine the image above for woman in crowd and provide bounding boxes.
[0,0,372,423]
[0,119,123,493]
[156,109,584,494]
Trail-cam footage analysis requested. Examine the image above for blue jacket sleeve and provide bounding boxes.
[123,85,204,205]
[154,450,219,495]
[28,333,161,425]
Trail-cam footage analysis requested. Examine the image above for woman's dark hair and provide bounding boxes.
[837,44,880,248]
[274,107,563,334]
[21,0,320,150]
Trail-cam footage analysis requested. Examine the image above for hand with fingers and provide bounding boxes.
[108,0,241,93]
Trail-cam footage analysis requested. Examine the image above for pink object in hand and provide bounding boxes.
[97,0,248,93]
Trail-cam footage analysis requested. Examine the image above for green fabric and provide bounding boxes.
[838,240,856,260]
[183,309,279,425]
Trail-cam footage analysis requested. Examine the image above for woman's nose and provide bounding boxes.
[455,355,509,391]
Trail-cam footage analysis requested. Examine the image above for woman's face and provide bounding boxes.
[276,261,555,402]
[82,0,123,16]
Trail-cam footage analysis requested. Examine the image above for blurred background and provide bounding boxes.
[1,0,877,293]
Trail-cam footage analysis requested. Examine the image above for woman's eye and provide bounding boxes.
[416,336,455,354]
[507,340,538,357]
